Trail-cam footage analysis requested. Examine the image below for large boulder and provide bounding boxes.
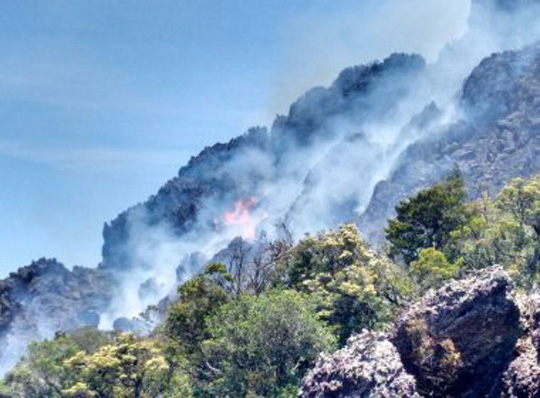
[499,294,540,397]
[299,331,420,398]
[391,266,524,397]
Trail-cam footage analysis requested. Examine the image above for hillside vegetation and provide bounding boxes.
[1,172,538,397]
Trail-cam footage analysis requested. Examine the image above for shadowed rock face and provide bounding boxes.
[300,331,420,398]
[501,339,540,398]
[101,127,271,271]
[271,53,426,149]
[99,53,427,275]
[500,295,540,397]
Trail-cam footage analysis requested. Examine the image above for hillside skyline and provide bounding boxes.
[0,0,470,275]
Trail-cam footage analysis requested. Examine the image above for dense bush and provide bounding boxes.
[2,328,111,398]
[386,167,468,265]
[283,224,413,343]
[410,248,460,293]
[450,175,540,286]
[194,290,335,397]
[164,263,231,355]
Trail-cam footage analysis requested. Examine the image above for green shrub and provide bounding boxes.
[196,290,335,397]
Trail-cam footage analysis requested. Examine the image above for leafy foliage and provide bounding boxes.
[450,175,540,286]
[386,167,468,265]
[2,328,110,398]
[164,263,230,355]
[410,248,460,292]
[195,290,335,397]
[64,333,172,398]
[284,224,413,343]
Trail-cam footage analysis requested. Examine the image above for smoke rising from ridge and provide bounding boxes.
[98,0,540,326]
[3,0,540,377]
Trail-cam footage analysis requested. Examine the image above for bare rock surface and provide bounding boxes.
[360,43,540,242]
[300,331,420,398]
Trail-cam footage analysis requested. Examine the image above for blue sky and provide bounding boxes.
[0,0,469,275]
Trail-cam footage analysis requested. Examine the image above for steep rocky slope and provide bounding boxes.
[100,52,427,273]
[101,126,270,271]
[360,42,540,240]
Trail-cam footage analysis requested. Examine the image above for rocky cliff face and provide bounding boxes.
[101,127,270,271]
[99,1,540,274]
[300,267,540,397]
[301,331,420,397]
[100,52,427,274]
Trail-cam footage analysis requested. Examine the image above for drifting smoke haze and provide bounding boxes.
[2,0,540,375]
[98,0,540,325]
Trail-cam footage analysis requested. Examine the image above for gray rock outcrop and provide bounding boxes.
[300,331,420,398]
[0,258,113,374]
[360,43,540,241]
[501,339,540,398]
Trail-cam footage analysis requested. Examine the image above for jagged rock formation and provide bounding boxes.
[501,339,540,397]
[271,53,426,149]
[300,331,420,398]
[300,267,540,398]
[360,42,540,240]
[101,127,270,271]
[0,258,113,373]
[500,294,540,397]
[100,53,426,273]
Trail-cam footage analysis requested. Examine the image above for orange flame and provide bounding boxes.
[224,197,257,240]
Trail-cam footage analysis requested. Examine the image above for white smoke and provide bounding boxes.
[99,0,540,327]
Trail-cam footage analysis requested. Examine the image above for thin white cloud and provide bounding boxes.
[0,141,190,173]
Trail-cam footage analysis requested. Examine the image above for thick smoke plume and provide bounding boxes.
[98,0,540,326]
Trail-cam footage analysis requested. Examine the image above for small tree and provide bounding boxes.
[64,333,170,398]
[2,328,110,398]
[450,175,540,286]
[386,167,468,265]
[164,263,230,355]
[283,224,412,344]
